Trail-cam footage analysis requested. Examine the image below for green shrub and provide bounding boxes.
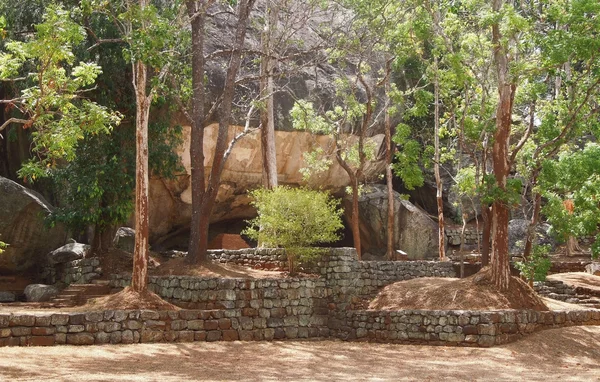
[243,186,344,273]
[514,244,552,285]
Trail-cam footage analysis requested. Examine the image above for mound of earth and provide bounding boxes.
[78,287,179,311]
[369,268,549,311]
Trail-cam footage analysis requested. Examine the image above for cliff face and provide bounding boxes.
[147,124,386,241]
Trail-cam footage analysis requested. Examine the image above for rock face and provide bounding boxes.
[24,284,58,302]
[0,177,67,272]
[508,219,555,255]
[147,125,386,241]
[0,291,16,302]
[47,243,90,265]
[346,184,440,260]
[113,227,135,253]
[586,262,600,276]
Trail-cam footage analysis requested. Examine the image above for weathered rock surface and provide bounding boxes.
[345,184,439,260]
[47,243,90,265]
[0,177,67,272]
[586,262,600,276]
[0,291,16,302]
[113,227,135,253]
[24,284,58,302]
[148,126,386,241]
[508,219,555,255]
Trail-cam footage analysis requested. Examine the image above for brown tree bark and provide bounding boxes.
[433,57,446,261]
[490,0,514,290]
[384,62,395,261]
[260,0,279,189]
[187,0,256,264]
[131,58,151,293]
[481,204,491,266]
[186,0,209,265]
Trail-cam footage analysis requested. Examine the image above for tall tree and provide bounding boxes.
[185,0,257,264]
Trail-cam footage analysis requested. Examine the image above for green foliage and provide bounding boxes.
[539,143,600,258]
[243,186,344,268]
[51,118,183,234]
[0,240,6,254]
[392,123,424,190]
[514,244,552,283]
[0,5,122,181]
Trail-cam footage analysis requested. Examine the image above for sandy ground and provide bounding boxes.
[0,326,599,381]
[548,272,600,292]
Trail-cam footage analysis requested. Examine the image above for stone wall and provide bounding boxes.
[330,308,600,347]
[1,307,598,347]
[207,248,287,270]
[445,227,482,246]
[41,257,102,288]
[0,308,326,347]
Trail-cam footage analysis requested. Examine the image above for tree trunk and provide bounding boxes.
[490,0,514,291]
[351,178,362,260]
[186,0,207,265]
[523,191,541,259]
[191,0,256,263]
[260,0,278,189]
[385,62,395,261]
[131,59,151,293]
[481,204,491,266]
[433,57,446,261]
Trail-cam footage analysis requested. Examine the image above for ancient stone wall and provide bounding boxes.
[41,257,102,288]
[445,227,482,247]
[1,307,598,347]
[329,308,600,347]
[207,248,287,270]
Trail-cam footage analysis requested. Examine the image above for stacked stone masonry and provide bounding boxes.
[3,248,599,347]
[207,248,288,270]
[445,228,483,246]
[41,257,102,288]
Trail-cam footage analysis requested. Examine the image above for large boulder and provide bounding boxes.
[24,284,58,302]
[47,243,90,265]
[0,291,16,302]
[0,177,67,272]
[508,219,555,255]
[113,227,135,253]
[347,184,440,260]
[147,126,386,241]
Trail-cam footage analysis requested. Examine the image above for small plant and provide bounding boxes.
[515,244,552,286]
[243,186,344,274]
[0,241,7,255]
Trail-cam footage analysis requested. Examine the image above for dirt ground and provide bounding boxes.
[0,326,598,381]
[369,268,548,311]
[548,272,600,292]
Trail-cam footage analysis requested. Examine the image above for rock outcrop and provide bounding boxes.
[508,219,555,255]
[0,177,67,272]
[113,227,135,253]
[345,184,440,260]
[24,284,58,302]
[47,243,90,265]
[147,125,386,241]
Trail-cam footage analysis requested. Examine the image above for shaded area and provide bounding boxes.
[0,326,599,381]
[369,268,549,311]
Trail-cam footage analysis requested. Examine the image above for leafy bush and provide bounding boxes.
[0,241,7,254]
[243,186,344,273]
[514,244,552,284]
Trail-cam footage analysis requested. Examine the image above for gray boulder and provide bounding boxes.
[586,262,600,276]
[113,227,135,253]
[0,177,67,272]
[47,243,90,265]
[24,284,59,302]
[346,184,440,260]
[508,219,555,255]
[0,291,16,302]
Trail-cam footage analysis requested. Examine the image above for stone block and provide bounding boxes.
[68,325,85,333]
[223,330,239,341]
[141,330,163,343]
[9,316,35,327]
[239,330,254,341]
[122,330,134,344]
[204,320,218,330]
[95,331,110,344]
[218,318,231,330]
[54,333,66,344]
[478,335,495,347]
[206,331,222,342]
[110,331,122,344]
[67,333,95,345]
[31,327,55,336]
[34,316,52,326]
[11,327,31,336]
[29,336,55,346]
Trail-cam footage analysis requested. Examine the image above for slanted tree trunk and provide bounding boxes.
[433,57,446,261]
[523,191,541,259]
[187,0,256,264]
[490,0,515,290]
[481,204,491,266]
[260,0,279,190]
[131,58,151,293]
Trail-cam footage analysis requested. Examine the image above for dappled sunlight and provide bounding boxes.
[1,326,600,381]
